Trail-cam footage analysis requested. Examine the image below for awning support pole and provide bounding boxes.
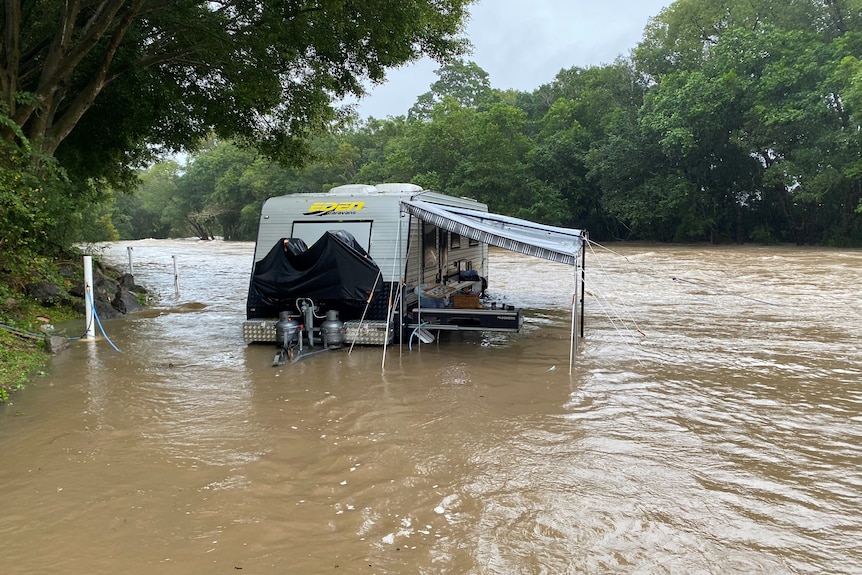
[569,236,587,375]
[569,249,579,375]
[580,234,587,338]
[383,213,408,369]
[569,292,577,375]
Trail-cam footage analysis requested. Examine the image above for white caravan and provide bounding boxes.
[243,183,587,361]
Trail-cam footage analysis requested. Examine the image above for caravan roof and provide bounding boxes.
[326,183,424,196]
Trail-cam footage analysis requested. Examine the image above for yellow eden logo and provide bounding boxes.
[304,201,366,216]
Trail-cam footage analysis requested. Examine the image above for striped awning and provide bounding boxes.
[400,200,585,265]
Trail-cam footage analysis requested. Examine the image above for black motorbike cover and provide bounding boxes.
[246,231,382,319]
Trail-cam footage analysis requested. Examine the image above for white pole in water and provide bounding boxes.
[575,257,580,355]
[569,250,579,375]
[83,255,96,339]
[569,298,576,374]
[172,255,180,297]
[126,246,134,275]
[382,215,405,369]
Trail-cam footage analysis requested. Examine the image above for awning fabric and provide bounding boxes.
[400,200,585,265]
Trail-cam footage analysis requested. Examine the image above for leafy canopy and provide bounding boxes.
[1,0,474,181]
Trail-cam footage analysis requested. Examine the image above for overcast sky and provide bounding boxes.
[349,0,672,119]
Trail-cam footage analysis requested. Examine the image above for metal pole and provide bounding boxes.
[569,256,578,375]
[83,255,96,339]
[575,257,580,357]
[569,235,588,374]
[382,216,404,369]
[580,234,587,338]
[172,255,180,297]
[569,295,576,374]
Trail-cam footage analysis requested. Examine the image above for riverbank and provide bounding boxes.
[0,318,57,403]
[0,258,147,403]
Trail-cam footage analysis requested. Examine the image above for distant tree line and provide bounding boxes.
[116,0,862,245]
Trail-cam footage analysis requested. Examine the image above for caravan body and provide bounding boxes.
[243,183,490,343]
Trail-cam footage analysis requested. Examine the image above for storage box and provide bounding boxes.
[243,319,278,342]
[452,293,481,309]
[343,320,393,345]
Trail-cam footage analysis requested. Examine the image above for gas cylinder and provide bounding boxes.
[320,310,345,348]
[275,311,300,349]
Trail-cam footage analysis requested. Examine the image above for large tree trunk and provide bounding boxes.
[187,215,215,241]
[3,0,143,155]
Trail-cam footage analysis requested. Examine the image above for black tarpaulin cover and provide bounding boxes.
[246,231,381,319]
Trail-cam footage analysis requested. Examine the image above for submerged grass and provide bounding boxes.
[0,298,78,403]
[0,329,47,402]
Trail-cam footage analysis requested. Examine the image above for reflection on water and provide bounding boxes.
[1,239,861,574]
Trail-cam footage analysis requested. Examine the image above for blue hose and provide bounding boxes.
[1,294,122,352]
[85,289,122,352]
[0,323,48,339]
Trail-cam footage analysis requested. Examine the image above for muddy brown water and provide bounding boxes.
[2,240,861,574]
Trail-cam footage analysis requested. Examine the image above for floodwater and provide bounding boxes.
[2,239,861,575]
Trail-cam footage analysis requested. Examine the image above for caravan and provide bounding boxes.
[243,183,587,361]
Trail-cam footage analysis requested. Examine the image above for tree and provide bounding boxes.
[108,0,862,246]
[407,98,474,191]
[408,60,495,120]
[630,0,862,244]
[587,118,677,241]
[455,104,530,204]
[1,0,473,190]
[0,0,475,284]
[351,117,417,184]
[839,51,862,219]
[0,120,68,278]
[528,63,649,235]
[634,0,831,79]
[172,140,261,239]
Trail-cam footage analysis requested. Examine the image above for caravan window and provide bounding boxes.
[439,228,448,268]
[292,221,373,252]
[423,222,438,268]
[451,232,461,249]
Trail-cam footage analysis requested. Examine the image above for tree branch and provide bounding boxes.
[2,0,23,113]
[12,0,81,132]
[43,0,145,152]
[15,0,135,140]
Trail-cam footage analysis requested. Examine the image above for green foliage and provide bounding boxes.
[100,1,862,246]
[2,0,861,265]
[0,327,44,403]
[0,109,73,280]
[530,62,650,233]
[4,0,474,167]
[408,60,497,120]
[0,276,81,403]
[0,0,476,284]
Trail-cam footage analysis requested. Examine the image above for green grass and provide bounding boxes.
[0,298,78,403]
[0,329,47,402]
[0,251,130,403]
